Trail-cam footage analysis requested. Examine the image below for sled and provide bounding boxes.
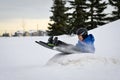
[35,41,81,54]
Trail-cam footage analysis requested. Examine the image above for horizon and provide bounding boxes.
[0,19,51,35]
[0,0,52,35]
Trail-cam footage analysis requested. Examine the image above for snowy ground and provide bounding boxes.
[0,20,120,80]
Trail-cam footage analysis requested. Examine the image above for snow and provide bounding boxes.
[0,20,120,80]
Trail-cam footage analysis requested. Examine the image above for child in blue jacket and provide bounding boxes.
[47,28,95,53]
[75,28,95,53]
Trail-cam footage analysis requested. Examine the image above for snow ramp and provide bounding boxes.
[46,53,120,66]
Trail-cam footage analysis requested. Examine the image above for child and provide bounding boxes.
[75,28,95,53]
[47,28,95,53]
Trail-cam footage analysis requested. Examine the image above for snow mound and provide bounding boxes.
[46,53,120,66]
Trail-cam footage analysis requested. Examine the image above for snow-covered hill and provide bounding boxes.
[90,20,120,58]
[0,20,120,80]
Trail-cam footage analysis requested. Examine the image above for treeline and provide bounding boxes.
[47,0,120,36]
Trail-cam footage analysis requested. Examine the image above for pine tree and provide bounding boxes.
[69,0,89,34]
[47,0,69,36]
[87,0,108,30]
[109,0,120,21]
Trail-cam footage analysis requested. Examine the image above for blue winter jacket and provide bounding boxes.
[75,34,95,53]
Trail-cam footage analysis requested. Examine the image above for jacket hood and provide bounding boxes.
[83,34,95,44]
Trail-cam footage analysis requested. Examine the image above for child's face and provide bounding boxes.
[78,35,83,41]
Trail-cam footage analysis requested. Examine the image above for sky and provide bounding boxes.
[0,0,53,34]
[0,0,114,35]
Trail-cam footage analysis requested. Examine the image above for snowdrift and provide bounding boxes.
[47,53,120,66]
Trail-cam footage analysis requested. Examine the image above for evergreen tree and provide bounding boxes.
[47,0,69,36]
[109,0,120,21]
[69,0,89,34]
[87,0,108,30]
